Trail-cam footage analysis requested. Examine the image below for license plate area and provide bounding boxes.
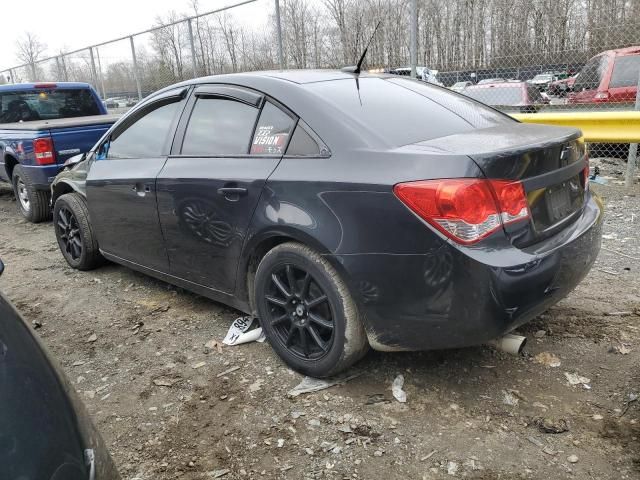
[545,182,573,224]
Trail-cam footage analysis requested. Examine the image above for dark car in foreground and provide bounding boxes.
[463,81,549,113]
[50,70,603,377]
[0,82,118,222]
[0,259,120,480]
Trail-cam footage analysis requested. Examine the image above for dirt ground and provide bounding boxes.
[1,158,639,480]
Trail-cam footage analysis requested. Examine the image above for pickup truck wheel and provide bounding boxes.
[53,193,103,271]
[254,242,369,378]
[12,165,52,223]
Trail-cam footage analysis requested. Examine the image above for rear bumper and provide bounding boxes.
[18,164,62,190]
[332,192,603,351]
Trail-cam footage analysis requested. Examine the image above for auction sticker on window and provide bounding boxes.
[251,125,288,154]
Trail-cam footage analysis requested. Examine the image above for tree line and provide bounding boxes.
[3,0,638,93]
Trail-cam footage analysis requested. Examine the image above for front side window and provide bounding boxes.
[107,101,181,159]
[610,55,640,88]
[182,98,259,156]
[250,102,295,155]
[575,55,609,91]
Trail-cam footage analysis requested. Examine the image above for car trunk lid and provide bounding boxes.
[408,122,588,246]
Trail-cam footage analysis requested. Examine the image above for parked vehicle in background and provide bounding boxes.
[450,81,473,92]
[548,74,578,97]
[0,258,120,480]
[390,66,444,85]
[51,70,601,377]
[477,78,506,85]
[527,73,556,91]
[463,81,549,113]
[569,46,640,104]
[0,82,117,222]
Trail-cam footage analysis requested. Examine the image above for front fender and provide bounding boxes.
[50,161,89,204]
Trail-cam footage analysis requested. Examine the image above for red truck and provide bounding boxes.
[569,46,640,105]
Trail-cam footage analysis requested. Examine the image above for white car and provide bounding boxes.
[450,81,473,92]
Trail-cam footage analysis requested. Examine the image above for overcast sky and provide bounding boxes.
[0,0,273,69]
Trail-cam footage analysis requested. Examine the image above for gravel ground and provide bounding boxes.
[0,160,639,480]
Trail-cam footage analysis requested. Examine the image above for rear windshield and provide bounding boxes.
[305,77,511,147]
[464,86,524,106]
[0,88,101,123]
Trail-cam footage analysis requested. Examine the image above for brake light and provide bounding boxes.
[34,83,57,89]
[394,179,530,245]
[33,138,56,165]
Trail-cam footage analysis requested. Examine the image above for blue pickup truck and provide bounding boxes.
[0,82,118,222]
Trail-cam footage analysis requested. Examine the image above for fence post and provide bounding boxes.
[410,0,418,79]
[275,0,285,70]
[129,36,143,101]
[95,48,107,99]
[89,47,99,90]
[625,71,640,187]
[187,19,198,78]
[30,62,37,82]
[9,68,15,84]
[60,56,68,82]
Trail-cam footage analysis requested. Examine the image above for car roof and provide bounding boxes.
[0,82,92,92]
[599,46,640,57]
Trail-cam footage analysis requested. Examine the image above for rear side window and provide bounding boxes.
[182,98,258,155]
[307,77,510,147]
[287,125,321,156]
[610,55,640,88]
[250,102,295,155]
[107,101,180,159]
[0,88,101,123]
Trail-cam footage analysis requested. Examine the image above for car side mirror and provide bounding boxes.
[64,152,86,168]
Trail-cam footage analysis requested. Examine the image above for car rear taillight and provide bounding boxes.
[33,138,56,165]
[394,179,530,245]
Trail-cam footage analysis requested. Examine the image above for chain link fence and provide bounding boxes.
[0,0,638,181]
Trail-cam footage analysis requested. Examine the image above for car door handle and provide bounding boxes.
[217,187,248,201]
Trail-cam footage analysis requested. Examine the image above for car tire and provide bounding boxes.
[254,242,369,378]
[12,165,52,223]
[53,193,103,271]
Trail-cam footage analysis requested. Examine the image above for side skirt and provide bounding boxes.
[100,251,251,314]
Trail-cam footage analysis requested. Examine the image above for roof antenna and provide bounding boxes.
[342,20,382,75]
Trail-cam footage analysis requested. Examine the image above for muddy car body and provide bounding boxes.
[51,70,603,376]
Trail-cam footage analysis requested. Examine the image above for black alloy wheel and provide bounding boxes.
[57,206,83,261]
[264,264,335,360]
[255,242,369,377]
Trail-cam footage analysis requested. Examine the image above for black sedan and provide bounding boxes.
[0,259,120,479]
[50,70,603,377]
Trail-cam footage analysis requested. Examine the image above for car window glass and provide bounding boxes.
[610,55,640,88]
[250,102,295,155]
[182,98,258,156]
[286,124,321,156]
[0,88,101,123]
[575,55,608,90]
[307,78,510,147]
[107,101,180,159]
